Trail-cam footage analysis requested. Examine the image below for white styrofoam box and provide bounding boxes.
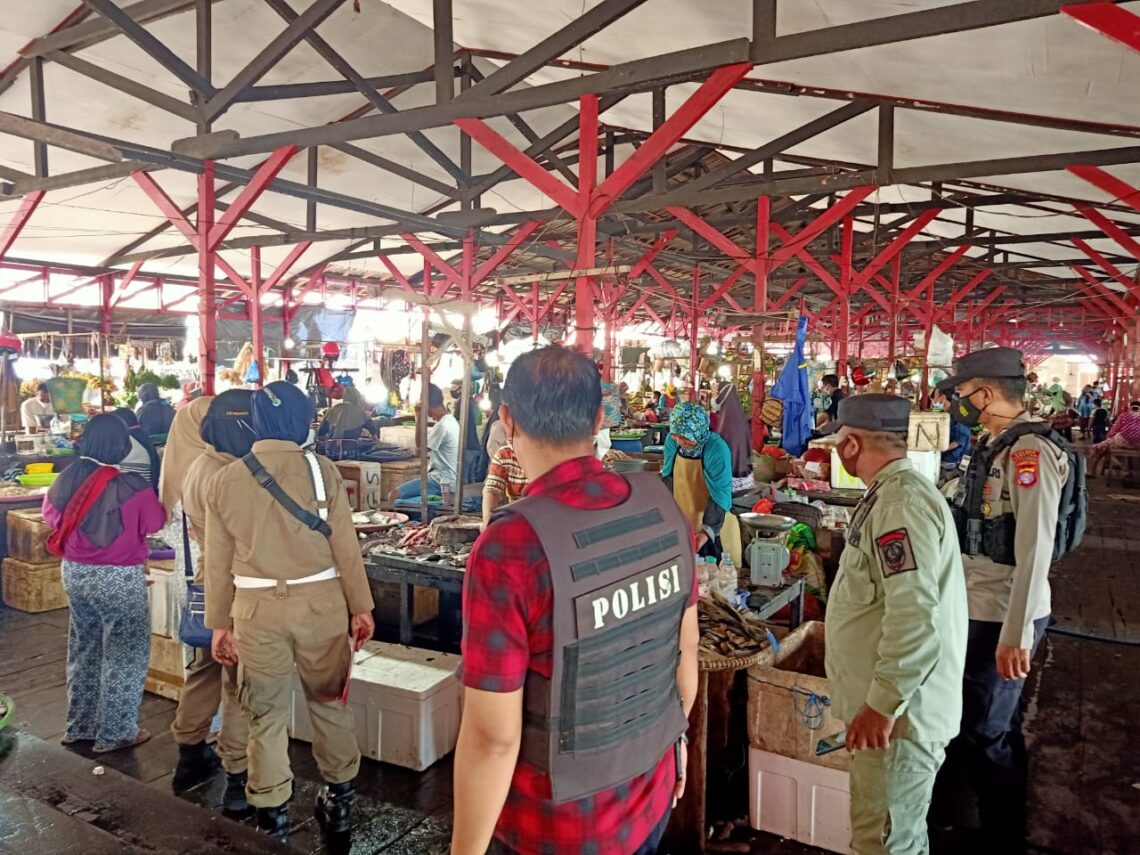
[829,448,938,490]
[908,411,950,452]
[379,425,417,451]
[749,748,852,854]
[290,642,462,771]
[147,564,182,638]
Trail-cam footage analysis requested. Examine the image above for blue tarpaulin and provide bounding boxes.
[770,315,813,457]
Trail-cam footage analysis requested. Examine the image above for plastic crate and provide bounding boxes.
[748,747,851,853]
[290,641,461,771]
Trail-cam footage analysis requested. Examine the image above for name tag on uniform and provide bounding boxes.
[576,562,683,638]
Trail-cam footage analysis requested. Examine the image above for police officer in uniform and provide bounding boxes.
[937,348,1069,854]
[205,381,374,841]
[823,394,967,855]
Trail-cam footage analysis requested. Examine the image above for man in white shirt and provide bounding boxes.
[389,383,459,501]
[21,384,54,432]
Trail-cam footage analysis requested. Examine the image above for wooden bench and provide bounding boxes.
[1104,447,1140,487]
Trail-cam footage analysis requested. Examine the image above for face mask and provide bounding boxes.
[949,388,987,428]
[836,436,860,479]
[932,403,944,413]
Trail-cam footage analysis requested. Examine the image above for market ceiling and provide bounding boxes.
[0,0,1137,351]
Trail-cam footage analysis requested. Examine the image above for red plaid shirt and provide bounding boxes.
[462,455,697,855]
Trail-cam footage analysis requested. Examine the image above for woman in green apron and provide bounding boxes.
[661,401,738,560]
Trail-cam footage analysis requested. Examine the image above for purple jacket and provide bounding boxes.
[42,488,167,566]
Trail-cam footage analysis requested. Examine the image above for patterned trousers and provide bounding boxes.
[61,561,151,750]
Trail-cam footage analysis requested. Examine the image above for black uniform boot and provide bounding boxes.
[222,771,251,816]
[314,780,355,834]
[173,741,220,789]
[256,804,290,841]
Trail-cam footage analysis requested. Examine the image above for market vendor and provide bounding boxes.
[388,383,458,502]
[317,386,377,458]
[137,383,174,439]
[661,401,739,560]
[20,383,54,432]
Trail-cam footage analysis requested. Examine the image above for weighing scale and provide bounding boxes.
[738,512,796,586]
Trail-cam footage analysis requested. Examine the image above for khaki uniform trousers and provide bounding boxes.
[231,578,359,809]
[850,738,946,855]
[171,646,249,774]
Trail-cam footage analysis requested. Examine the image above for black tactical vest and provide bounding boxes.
[504,472,694,804]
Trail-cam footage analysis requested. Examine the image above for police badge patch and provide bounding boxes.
[875,529,917,577]
[1011,448,1040,489]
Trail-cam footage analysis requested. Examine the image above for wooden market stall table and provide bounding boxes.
[663,577,805,853]
[363,551,464,653]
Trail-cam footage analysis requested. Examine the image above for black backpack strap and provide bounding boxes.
[242,452,333,538]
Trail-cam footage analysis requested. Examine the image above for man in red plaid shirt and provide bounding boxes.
[452,346,700,855]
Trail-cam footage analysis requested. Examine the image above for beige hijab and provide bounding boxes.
[159,396,212,514]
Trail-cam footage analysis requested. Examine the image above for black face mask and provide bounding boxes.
[949,388,986,428]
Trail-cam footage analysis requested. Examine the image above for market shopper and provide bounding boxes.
[452,345,699,855]
[822,394,967,855]
[20,382,54,431]
[1088,399,1140,472]
[43,414,167,753]
[113,407,162,490]
[204,381,374,841]
[710,381,752,479]
[173,391,256,811]
[938,347,1073,854]
[661,401,737,560]
[388,383,459,502]
[480,443,528,529]
[933,389,973,475]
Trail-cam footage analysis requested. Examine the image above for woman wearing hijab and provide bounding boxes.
[137,382,175,438]
[43,415,167,753]
[158,396,212,571]
[114,407,162,490]
[711,382,753,483]
[203,381,373,841]
[317,386,377,460]
[660,402,738,560]
[172,390,255,810]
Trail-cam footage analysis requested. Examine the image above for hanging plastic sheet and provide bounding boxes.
[770,315,813,457]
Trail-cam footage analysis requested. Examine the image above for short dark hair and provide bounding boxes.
[1130,400,1140,410]
[36,383,48,393]
[821,374,839,388]
[976,376,1027,403]
[503,346,601,445]
[427,383,444,408]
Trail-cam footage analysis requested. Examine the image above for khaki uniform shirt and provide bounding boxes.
[181,448,231,584]
[961,416,1068,648]
[825,458,968,742]
[204,439,373,629]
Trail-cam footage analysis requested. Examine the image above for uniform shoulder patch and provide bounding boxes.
[875,528,917,577]
[1011,448,1039,489]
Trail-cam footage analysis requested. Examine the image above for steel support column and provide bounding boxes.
[837,217,854,379]
[198,162,217,394]
[575,94,599,355]
[752,196,770,452]
[250,245,265,386]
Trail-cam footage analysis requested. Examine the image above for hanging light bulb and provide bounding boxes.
[716,364,732,379]
[706,341,719,356]
[283,337,296,350]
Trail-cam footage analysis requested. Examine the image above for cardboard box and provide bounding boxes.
[6,508,54,565]
[746,621,851,772]
[147,558,180,638]
[908,411,951,452]
[378,460,424,502]
[748,748,851,853]
[379,425,417,451]
[290,641,461,771]
[144,632,187,701]
[336,461,384,511]
[1,557,67,612]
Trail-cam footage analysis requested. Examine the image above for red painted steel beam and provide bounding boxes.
[699,267,746,312]
[1071,264,1135,315]
[498,282,535,322]
[590,63,752,214]
[628,229,678,279]
[958,287,1007,326]
[133,172,199,245]
[1072,279,1122,322]
[1074,204,1140,260]
[847,209,940,291]
[0,191,44,262]
[1072,237,1140,296]
[1067,164,1140,214]
[402,232,463,292]
[767,187,876,272]
[378,255,416,293]
[574,93,599,354]
[261,242,312,293]
[208,145,299,250]
[198,163,218,396]
[772,278,807,310]
[473,221,542,283]
[456,117,581,216]
[1063,3,1140,54]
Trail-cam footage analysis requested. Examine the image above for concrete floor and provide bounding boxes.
[1,481,1137,854]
